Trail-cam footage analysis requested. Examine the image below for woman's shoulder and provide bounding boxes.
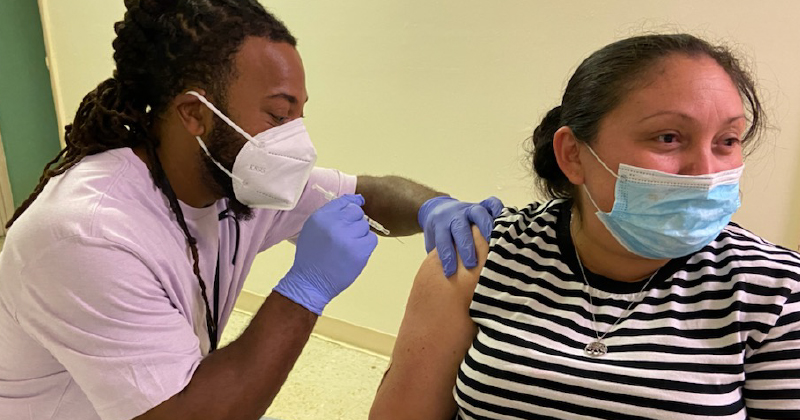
[696,222,800,290]
[492,199,567,238]
[715,222,800,263]
[497,199,564,219]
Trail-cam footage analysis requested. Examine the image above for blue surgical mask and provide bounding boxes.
[582,146,743,259]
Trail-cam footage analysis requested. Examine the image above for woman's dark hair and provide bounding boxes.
[530,33,765,199]
[6,0,296,349]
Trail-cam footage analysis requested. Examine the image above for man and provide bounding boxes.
[0,1,501,420]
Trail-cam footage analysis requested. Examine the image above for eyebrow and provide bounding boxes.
[266,93,310,104]
[638,111,746,124]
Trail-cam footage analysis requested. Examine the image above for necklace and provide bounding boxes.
[571,217,659,357]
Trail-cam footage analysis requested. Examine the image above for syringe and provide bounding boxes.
[312,184,392,236]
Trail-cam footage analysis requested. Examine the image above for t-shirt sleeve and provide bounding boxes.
[14,236,203,420]
[258,166,357,251]
[743,283,800,419]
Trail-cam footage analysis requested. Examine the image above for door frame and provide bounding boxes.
[0,125,15,235]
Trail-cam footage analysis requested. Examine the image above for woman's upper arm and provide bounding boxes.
[370,226,489,420]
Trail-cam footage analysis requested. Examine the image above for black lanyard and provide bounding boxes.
[209,252,220,352]
[208,209,241,353]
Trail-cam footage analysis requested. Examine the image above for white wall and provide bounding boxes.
[39,0,800,337]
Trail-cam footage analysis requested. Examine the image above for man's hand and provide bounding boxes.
[274,194,379,315]
[418,196,504,277]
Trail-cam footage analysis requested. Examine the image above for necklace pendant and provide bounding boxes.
[585,341,607,357]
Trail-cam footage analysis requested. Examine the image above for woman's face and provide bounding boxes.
[580,53,747,213]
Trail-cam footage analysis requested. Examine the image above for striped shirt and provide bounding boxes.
[455,199,800,419]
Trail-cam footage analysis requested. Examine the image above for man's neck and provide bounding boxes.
[132,126,218,208]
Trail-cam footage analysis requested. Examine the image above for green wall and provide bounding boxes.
[0,1,62,207]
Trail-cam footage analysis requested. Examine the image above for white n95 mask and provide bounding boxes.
[186,91,317,211]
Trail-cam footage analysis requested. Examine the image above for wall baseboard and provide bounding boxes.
[234,290,395,359]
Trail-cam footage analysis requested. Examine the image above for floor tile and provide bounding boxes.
[220,310,389,420]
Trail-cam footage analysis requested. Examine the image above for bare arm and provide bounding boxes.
[356,175,445,237]
[370,226,489,420]
[134,293,315,420]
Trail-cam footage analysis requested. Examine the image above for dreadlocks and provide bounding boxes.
[6,0,296,349]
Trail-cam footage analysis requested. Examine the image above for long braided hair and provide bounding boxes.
[6,0,296,349]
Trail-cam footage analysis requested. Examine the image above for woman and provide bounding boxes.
[370,34,800,419]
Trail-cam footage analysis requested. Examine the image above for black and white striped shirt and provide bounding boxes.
[455,199,800,419]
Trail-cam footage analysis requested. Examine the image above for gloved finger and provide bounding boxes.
[339,202,367,222]
[337,194,366,207]
[435,223,457,277]
[468,204,495,242]
[362,231,380,256]
[423,227,436,254]
[479,196,504,218]
[451,217,478,269]
[320,194,359,212]
[350,230,379,260]
[346,217,371,237]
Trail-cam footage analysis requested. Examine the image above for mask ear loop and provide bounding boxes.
[581,143,619,213]
[186,90,257,144]
[195,136,247,186]
[186,90,249,186]
[584,144,619,179]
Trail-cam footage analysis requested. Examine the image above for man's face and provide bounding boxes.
[199,37,308,219]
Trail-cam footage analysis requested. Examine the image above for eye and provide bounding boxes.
[270,114,288,124]
[721,137,741,147]
[656,133,678,144]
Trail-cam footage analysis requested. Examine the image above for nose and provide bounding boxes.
[680,143,715,175]
[294,102,306,121]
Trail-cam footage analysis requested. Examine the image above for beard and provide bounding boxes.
[198,114,255,221]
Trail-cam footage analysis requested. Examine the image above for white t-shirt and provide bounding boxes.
[0,148,356,420]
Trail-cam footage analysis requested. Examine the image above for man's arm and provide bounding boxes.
[136,293,315,420]
[138,194,377,420]
[356,175,502,276]
[356,175,445,237]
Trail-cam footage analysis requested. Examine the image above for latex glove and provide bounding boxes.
[418,196,504,277]
[274,194,379,315]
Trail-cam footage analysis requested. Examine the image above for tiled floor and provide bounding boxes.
[220,310,389,420]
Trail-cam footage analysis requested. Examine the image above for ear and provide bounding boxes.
[174,89,210,137]
[553,126,585,186]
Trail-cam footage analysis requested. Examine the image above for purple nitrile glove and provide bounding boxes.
[274,194,379,315]
[418,195,504,277]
